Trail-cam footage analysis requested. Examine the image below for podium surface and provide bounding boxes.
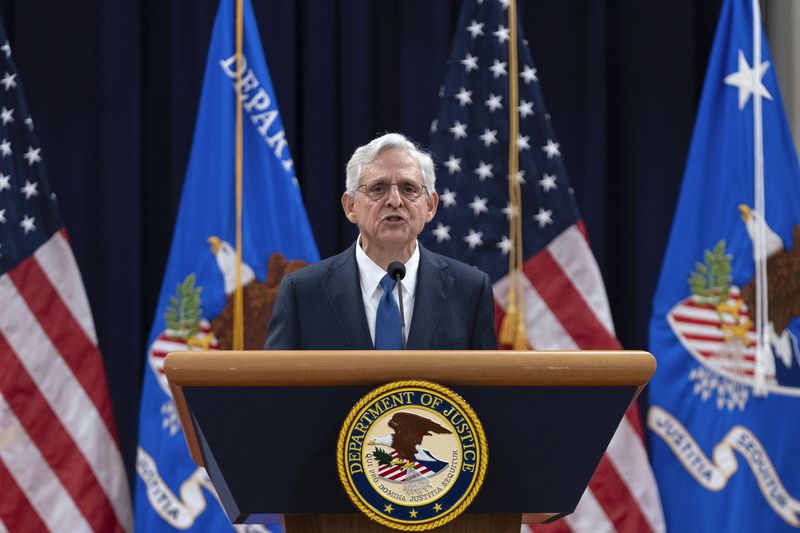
[165,350,655,529]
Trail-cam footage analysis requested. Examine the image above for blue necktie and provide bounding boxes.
[375,274,403,350]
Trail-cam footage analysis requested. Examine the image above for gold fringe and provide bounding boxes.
[499,302,529,350]
[512,317,528,350]
[499,304,519,346]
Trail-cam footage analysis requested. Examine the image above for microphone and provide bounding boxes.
[387,261,407,349]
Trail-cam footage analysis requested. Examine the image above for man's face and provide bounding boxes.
[341,147,438,254]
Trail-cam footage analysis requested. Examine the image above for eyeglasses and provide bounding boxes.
[356,179,428,201]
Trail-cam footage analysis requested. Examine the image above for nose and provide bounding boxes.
[385,183,404,206]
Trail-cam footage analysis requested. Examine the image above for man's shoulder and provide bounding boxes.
[283,245,354,286]
[420,245,488,283]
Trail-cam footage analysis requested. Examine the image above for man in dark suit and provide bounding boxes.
[265,133,496,350]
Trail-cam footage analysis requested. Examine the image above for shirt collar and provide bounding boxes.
[355,235,420,298]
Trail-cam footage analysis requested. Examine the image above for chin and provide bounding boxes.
[379,240,411,250]
[376,227,409,239]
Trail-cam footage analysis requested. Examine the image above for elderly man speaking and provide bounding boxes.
[265,133,496,350]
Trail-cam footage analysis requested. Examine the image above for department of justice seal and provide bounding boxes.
[337,380,487,531]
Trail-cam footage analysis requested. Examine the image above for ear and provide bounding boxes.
[425,191,439,221]
[341,192,358,223]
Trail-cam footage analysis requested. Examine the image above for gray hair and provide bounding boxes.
[345,133,436,197]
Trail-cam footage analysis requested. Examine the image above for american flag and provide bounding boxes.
[419,1,665,531]
[0,23,132,532]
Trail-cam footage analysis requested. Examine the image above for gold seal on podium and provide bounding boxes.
[337,380,488,531]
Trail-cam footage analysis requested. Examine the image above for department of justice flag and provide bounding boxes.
[0,18,133,533]
[134,0,318,530]
[648,0,800,531]
[419,1,665,531]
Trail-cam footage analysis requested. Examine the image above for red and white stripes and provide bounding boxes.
[493,222,665,533]
[0,230,132,532]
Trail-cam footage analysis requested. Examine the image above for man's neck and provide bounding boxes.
[359,237,417,271]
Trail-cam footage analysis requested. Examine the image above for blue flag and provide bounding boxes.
[134,0,318,530]
[647,0,800,531]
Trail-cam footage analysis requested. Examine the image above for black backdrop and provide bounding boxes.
[0,0,724,489]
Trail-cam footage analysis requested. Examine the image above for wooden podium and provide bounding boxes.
[165,350,655,532]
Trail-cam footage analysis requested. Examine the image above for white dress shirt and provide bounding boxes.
[355,235,419,345]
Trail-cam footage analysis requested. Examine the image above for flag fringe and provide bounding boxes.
[499,301,529,349]
[499,305,519,346]
[512,318,529,350]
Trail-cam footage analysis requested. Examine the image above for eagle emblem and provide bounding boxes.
[368,412,452,487]
[667,206,800,410]
[147,237,307,421]
[338,381,487,531]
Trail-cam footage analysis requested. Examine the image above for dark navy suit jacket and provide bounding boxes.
[264,242,497,350]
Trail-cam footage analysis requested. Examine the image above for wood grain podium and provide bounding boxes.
[164,350,655,532]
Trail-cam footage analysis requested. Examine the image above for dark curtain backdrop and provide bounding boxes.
[0,0,723,489]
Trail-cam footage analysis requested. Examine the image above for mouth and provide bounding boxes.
[381,214,407,223]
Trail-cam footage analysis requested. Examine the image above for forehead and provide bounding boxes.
[361,147,422,182]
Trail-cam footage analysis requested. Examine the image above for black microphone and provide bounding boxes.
[387,261,407,349]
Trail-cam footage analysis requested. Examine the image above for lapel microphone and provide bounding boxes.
[387,261,406,349]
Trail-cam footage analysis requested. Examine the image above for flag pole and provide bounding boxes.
[499,0,529,350]
[233,0,245,350]
[751,0,769,394]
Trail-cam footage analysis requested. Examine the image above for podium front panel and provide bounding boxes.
[183,384,636,521]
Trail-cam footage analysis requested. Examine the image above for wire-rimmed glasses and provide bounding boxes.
[356,179,428,201]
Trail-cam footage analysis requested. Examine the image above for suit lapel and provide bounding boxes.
[322,243,373,349]
[406,245,452,349]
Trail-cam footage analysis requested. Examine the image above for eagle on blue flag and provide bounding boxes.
[647,0,800,531]
[134,0,318,531]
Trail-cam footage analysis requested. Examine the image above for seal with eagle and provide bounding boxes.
[738,205,800,371]
[207,236,307,349]
[367,412,452,494]
[146,238,308,399]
